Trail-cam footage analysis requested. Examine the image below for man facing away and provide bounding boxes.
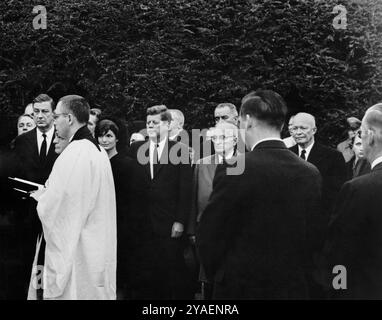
[197,90,323,299]
[326,103,382,299]
[28,95,116,300]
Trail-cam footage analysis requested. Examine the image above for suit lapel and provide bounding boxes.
[46,129,57,163]
[30,128,39,165]
[307,143,323,165]
[140,141,151,179]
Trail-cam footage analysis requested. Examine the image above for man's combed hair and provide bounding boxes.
[240,89,287,130]
[32,93,55,110]
[147,104,172,122]
[59,95,90,124]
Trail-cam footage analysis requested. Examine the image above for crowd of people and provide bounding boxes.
[0,89,381,300]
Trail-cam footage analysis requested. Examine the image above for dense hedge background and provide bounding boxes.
[1,0,381,146]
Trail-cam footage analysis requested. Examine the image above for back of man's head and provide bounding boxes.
[58,95,90,125]
[240,89,287,131]
[364,103,382,143]
[147,104,172,122]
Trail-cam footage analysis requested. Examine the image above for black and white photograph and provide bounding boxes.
[1,0,382,305]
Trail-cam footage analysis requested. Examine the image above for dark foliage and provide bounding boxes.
[1,0,381,146]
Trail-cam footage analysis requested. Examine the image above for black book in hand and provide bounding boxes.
[8,177,44,194]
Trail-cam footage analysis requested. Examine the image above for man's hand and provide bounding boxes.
[171,222,184,238]
[29,187,46,202]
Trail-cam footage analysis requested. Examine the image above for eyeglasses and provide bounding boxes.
[214,115,230,123]
[212,135,235,141]
[53,113,69,120]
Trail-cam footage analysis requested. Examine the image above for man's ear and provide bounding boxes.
[368,129,375,146]
[67,113,73,125]
[246,115,254,129]
[312,126,317,134]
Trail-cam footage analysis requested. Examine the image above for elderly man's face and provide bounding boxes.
[33,101,54,132]
[291,117,316,146]
[146,114,169,140]
[53,132,69,154]
[360,119,372,161]
[53,102,70,139]
[214,106,237,125]
[17,116,36,136]
[88,114,98,136]
[212,128,237,155]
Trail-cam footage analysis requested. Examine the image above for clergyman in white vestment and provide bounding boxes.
[28,95,117,300]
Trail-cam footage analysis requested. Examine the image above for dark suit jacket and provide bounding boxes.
[197,140,323,299]
[128,139,193,237]
[12,128,58,237]
[13,127,58,185]
[290,142,347,216]
[345,156,371,181]
[326,163,382,299]
[187,154,219,236]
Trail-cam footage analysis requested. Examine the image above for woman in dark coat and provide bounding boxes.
[95,119,149,299]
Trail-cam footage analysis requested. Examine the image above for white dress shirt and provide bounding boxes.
[149,138,167,179]
[298,140,315,160]
[371,156,382,170]
[37,126,54,156]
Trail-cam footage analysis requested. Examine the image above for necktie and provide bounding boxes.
[40,133,47,163]
[300,149,306,160]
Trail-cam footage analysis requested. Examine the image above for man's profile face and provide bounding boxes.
[146,114,169,140]
[88,114,97,136]
[33,101,54,132]
[53,102,70,139]
[352,134,364,159]
[169,113,180,135]
[291,117,316,146]
[360,119,371,161]
[238,114,250,150]
[53,132,69,154]
[214,106,237,125]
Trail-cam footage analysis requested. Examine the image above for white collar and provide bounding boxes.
[251,137,283,151]
[216,149,235,163]
[37,125,54,138]
[298,140,315,160]
[371,156,382,170]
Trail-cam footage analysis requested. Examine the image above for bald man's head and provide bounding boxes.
[364,103,382,132]
[361,103,382,162]
[290,112,317,148]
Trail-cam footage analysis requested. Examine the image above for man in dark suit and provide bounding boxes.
[196,90,323,299]
[12,93,57,298]
[326,103,382,299]
[128,104,193,299]
[187,122,239,299]
[289,112,347,219]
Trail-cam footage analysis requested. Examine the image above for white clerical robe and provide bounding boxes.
[27,139,117,300]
